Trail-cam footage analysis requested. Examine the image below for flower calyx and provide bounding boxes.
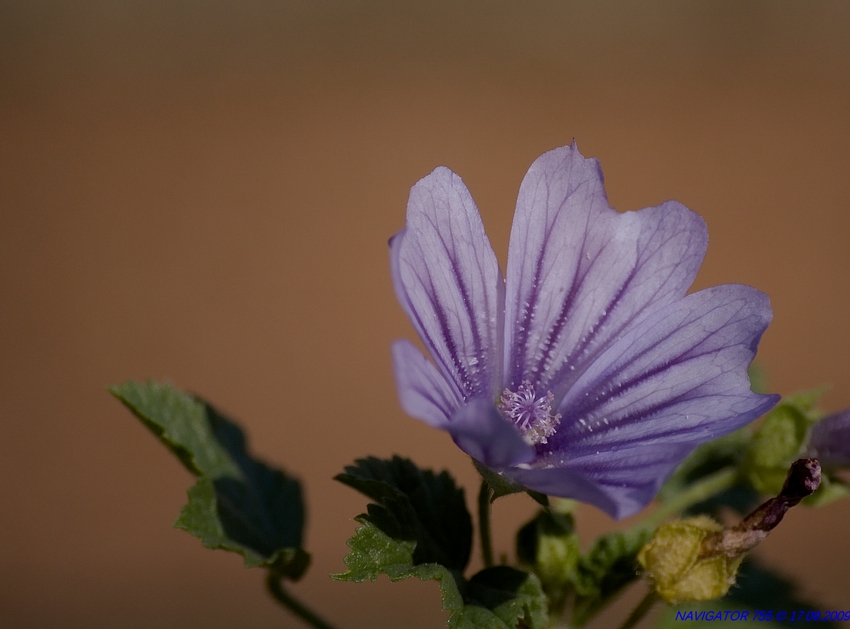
[639,458,821,605]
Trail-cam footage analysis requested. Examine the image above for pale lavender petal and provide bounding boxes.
[448,399,535,468]
[504,143,708,400]
[391,339,463,428]
[505,441,696,519]
[808,409,850,467]
[546,284,778,457]
[391,167,504,402]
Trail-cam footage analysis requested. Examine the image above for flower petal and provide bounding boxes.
[391,167,504,402]
[504,441,696,519]
[548,284,778,456]
[448,399,535,468]
[391,339,462,428]
[808,409,850,467]
[504,143,708,400]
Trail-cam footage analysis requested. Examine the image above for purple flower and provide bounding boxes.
[808,409,850,468]
[390,143,778,519]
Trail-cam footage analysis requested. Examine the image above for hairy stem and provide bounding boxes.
[616,591,660,629]
[478,479,495,568]
[266,572,339,629]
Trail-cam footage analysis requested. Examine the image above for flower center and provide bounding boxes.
[499,381,561,446]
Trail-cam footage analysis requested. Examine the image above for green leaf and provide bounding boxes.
[111,380,308,577]
[516,505,651,627]
[335,455,472,571]
[111,379,240,477]
[655,558,839,628]
[466,566,549,629]
[334,518,547,629]
[570,528,653,626]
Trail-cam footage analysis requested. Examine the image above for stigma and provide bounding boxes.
[499,381,561,445]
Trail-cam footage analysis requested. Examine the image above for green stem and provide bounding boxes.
[616,591,659,629]
[478,479,495,568]
[266,572,339,629]
[641,467,739,531]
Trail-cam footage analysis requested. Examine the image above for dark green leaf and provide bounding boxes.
[111,380,307,577]
[334,518,547,629]
[111,379,239,477]
[570,528,652,626]
[466,566,549,629]
[335,456,472,571]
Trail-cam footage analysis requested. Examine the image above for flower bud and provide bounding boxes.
[516,505,581,588]
[808,408,850,468]
[638,516,742,604]
[639,459,821,604]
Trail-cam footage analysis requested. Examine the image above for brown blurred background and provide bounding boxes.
[2,1,849,627]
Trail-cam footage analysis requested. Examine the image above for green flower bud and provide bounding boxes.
[516,506,581,587]
[638,516,742,604]
[744,390,824,494]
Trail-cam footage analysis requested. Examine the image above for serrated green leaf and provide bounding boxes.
[111,380,307,577]
[466,567,549,629]
[656,558,838,628]
[332,516,417,583]
[335,456,472,571]
[334,518,547,629]
[111,379,240,477]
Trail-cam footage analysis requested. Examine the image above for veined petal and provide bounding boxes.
[547,284,778,456]
[391,339,463,428]
[505,441,696,519]
[448,399,535,468]
[504,143,707,400]
[391,167,505,401]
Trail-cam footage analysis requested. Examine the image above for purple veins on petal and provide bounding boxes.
[547,284,778,455]
[390,166,505,402]
[389,142,778,519]
[504,145,709,401]
[391,339,461,429]
[505,440,698,519]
